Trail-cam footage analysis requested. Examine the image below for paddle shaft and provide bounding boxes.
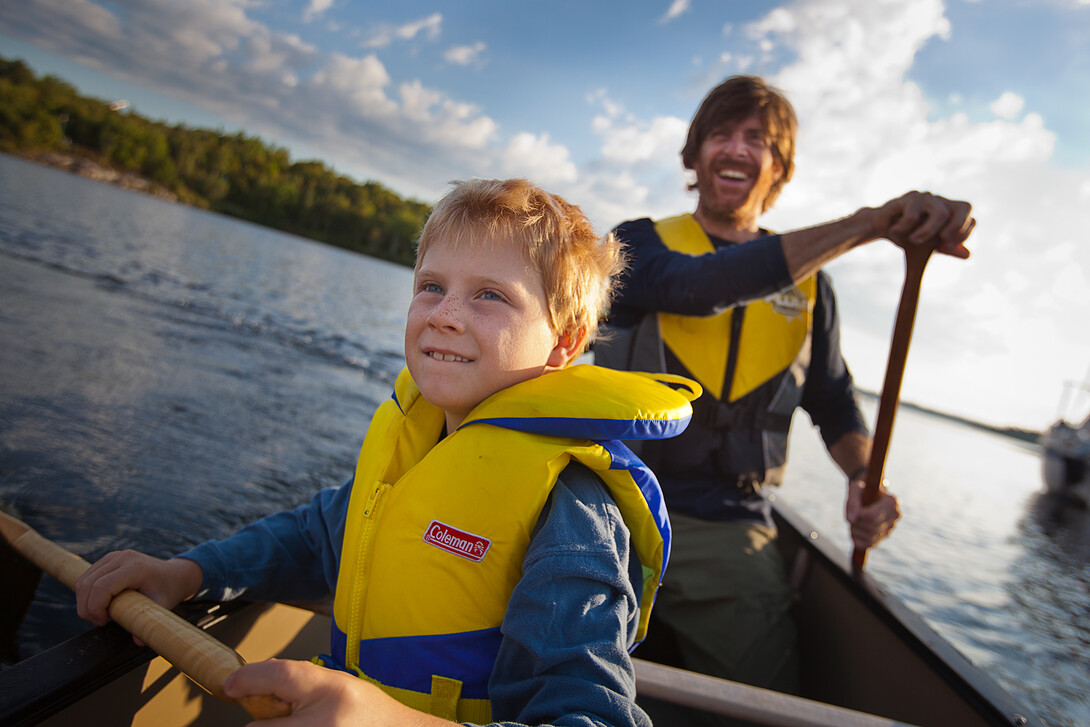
[852,242,933,569]
[0,512,290,719]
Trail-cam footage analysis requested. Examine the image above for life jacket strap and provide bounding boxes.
[429,675,462,721]
[371,674,492,724]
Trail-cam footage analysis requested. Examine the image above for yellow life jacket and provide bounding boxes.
[595,214,817,491]
[323,364,698,723]
[655,214,816,402]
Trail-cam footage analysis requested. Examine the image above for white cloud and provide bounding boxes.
[363,12,442,49]
[724,0,1089,427]
[243,32,317,79]
[500,133,578,186]
[597,114,688,164]
[6,0,122,47]
[990,91,1025,119]
[303,0,334,23]
[660,0,691,24]
[443,41,486,66]
[748,7,796,37]
[307,53,396,117]
[397,80,497,149]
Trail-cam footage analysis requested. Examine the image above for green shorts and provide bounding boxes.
[651,511,799,692]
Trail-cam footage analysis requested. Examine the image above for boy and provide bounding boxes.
[75,178,699,726]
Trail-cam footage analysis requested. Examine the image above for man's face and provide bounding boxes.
[692,111,783,227]
[405,235,565,434]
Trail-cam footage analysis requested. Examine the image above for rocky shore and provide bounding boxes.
[19,150,178,202]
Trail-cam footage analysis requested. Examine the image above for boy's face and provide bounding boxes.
[406,235,569,433]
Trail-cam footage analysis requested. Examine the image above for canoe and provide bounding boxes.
[0,499,1044,727]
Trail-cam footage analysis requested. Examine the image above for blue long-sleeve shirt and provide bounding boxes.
[180,462,650,727]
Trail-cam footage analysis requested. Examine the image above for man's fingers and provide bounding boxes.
[937,201,975,259]
[848,487,901,550]
[881,192,975,259]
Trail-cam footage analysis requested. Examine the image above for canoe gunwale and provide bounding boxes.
[0,599,251,727]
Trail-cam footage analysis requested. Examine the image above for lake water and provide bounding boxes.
[0,154,1086,725]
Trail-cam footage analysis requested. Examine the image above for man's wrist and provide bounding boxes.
[847,206,882,248]
[848,465,868,482]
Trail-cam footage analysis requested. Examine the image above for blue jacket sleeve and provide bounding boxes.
[609,218,793,326]
[483,462,650,727]
[178,480,350,604]
[800,271,869,448]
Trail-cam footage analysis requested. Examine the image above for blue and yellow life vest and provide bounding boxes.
[655,214,815,404]
[322,364,698,723]
[597,214,816,491]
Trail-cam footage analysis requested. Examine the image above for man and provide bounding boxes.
[595,76,975,713]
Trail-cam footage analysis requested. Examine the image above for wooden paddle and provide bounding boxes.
[0,510,291,720]
[852,239,935,570]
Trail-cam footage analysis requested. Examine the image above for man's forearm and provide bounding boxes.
[779,191,975,282]
[780,209,878,282]
[827,430,872,482]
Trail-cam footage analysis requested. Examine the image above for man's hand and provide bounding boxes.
[845,478,901,551]
[781,190,976,281]
[224,659,454,726]
[868,191,975,260]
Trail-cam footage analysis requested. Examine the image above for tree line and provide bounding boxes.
[0,56,430,266]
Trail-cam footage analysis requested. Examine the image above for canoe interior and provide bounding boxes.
[0,500,1044,727]
[2,600,329,727]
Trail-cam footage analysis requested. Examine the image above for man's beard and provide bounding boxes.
[695,172,766,229]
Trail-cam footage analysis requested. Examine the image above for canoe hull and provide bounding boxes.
[1,502,1044,727]
[773,499,1037,726]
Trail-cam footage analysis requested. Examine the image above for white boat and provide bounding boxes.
[1041,413,1090,507]
[1041,371,1090,507]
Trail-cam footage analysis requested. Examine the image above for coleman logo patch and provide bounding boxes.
[423,520,491,562]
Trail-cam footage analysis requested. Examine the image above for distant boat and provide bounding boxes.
[1042,370,1090,507]
[1042,413,1090,507]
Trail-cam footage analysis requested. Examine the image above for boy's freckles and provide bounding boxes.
[405,237,563,434]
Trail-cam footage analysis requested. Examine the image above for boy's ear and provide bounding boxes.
[547,327,588,368]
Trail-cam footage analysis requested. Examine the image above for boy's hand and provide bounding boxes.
[225,659,455,726]
[74,550,202,628]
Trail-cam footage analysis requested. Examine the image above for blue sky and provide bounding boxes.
[1,0,1088,430]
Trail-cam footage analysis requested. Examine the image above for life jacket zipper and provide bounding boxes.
[345,480,389,671]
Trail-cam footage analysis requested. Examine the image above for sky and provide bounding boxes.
[1,0,1088,431]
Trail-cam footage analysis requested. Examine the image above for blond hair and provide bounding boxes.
[415,178,624,355]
